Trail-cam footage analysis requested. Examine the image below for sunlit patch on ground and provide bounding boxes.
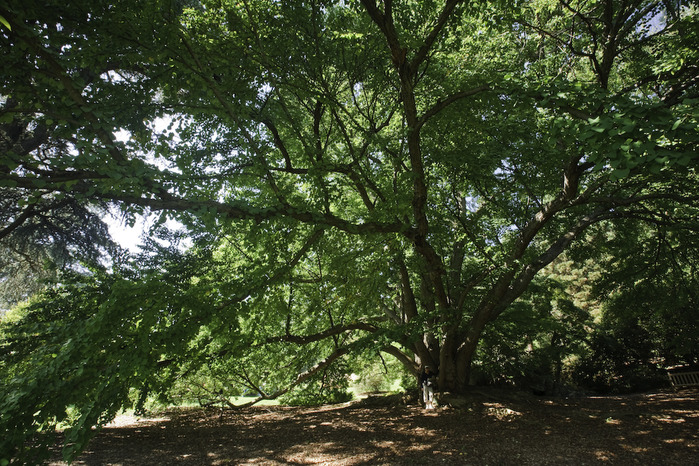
[483,402,522,420]
[49,390,699,466]
[106,413,170,428]
[594,449,615,461]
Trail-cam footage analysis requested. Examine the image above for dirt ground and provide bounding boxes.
[49,389,698,465]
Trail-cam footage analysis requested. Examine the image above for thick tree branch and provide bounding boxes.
[2,172,405,235]
[410,0,464,71]
[264,322,378,346]
[362,0,451,313]
[499,208,615,316]
[381,345,419,374]
[0,204,36,241]
[235,346,351,407]
[418,84,491,129]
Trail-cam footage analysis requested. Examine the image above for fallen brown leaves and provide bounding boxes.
[50,389,698,465]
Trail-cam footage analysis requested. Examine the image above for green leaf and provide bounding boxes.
[612,167,630,179]
[0,14,11,31]
[3,3,699,461]
[677,155,692,166]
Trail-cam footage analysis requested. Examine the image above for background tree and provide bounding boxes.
[0,106,117,310]
[1,0,698,462]
[573,212,699,392]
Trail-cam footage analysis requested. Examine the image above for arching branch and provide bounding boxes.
[234,346,351,408]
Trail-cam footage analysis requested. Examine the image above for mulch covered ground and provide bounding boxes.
[50,389,698,465]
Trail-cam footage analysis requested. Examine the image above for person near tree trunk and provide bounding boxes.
[419,366,438,409]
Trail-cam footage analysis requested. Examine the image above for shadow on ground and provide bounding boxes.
[50,390,698,465]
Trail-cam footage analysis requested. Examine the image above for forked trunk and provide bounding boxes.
[437,312,491,393]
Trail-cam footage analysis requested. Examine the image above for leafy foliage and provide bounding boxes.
[0,246,220,461]
[573,215,699,392]
[0,0,698,462]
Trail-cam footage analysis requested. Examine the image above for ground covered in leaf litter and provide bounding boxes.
[50,389,698,465]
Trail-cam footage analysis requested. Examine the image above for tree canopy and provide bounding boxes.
[1,0,698,462]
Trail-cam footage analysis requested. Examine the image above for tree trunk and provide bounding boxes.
[436,310,492,392]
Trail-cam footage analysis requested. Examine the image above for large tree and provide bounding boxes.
[1,0,698,460]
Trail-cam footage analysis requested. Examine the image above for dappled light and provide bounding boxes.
[2,0,698,462]
[482,402,523,421]
[49,390,698,465]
